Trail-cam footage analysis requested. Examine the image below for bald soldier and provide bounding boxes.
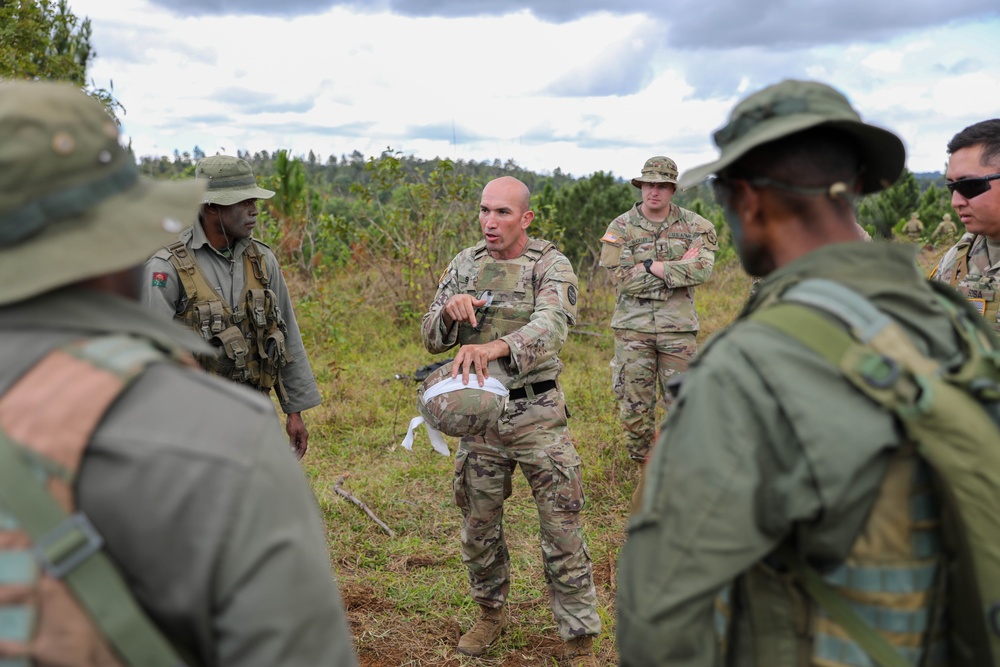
[599,156,717,465]
[421,177,601,666]
[0,81,356,666]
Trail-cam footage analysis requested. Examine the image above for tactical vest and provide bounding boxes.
[948,236,1000,333]
[459,239,554,347]
[165,240,290,400]
[723,445,947,667]
[0,336,189,666]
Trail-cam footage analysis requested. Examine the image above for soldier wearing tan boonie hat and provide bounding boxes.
[600,152,717,472]
[141,154,321,459]
[0,81,358,667]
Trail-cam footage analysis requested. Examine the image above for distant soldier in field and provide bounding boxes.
[421,176,601,666]
[0,80,357,667]
[901,210,925,241]
[599,156,717,466]
[931,118,1000,332]
[141,155,320,458]
[931,212,959,243]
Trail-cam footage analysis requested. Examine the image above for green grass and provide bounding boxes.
[290,245,944,666]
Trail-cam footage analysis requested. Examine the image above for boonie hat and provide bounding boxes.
[679,79,905,194]
[417,361,510,438]
[0,81,204,307]
[631,156,679,188]
[197,155,275,206]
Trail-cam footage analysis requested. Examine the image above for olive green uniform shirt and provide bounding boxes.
[140,222,321,415]
[616,242,963,666]
[0,288,357,667]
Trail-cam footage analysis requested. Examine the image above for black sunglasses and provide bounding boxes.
[946,173,1000,200]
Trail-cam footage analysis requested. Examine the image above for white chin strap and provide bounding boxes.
[400,374,509,456]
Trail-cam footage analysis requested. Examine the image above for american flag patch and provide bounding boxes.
[601,232,623,245]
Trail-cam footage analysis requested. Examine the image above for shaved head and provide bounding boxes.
[484,177,531,212]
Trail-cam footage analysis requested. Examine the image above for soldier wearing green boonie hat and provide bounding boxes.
[617,80,993,666]
[600,154,717,475]
[0,81,357,666]
[141,154,321,459]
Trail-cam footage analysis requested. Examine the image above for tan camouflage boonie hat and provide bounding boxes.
[417,361,509,437]
[0,81,204,306]
[679,79,904,194]
[631,156,679,188]
[196,155,275,206]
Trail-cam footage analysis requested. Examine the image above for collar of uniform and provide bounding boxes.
[751,241,920,308]
[191,217,254,260]
[0,287,214,356]
[631,201,680,232]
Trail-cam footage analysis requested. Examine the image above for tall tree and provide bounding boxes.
[0,0,121,118]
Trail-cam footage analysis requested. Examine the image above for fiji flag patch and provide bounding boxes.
[151,272,168,288]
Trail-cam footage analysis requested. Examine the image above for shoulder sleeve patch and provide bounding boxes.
[601,232,624,246]
[151,272,168,288]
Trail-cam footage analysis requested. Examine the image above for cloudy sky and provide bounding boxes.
[72,0,1000,181]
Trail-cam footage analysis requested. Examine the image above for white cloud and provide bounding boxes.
[72,0,1000,178]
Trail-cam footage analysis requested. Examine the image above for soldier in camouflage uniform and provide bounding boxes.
[599,156,718,463]
[421,177,601,667]
[931,119,1000,332]
[930,212,959,243]
[901,211,925,242]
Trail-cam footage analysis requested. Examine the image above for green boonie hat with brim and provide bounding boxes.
[196,155,275,206]
[678,79,905,194]
[631,156,679,188]
[417,361,509,437]
[0,81,205,307]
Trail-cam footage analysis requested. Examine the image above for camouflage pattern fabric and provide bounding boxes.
[422,239,577,386]
[901,215,925,241]
[421,237,600,640]
[418,362,508,437]
[931,215,958,241]
[599,202,716,333]
[612,330,697,461]
[452,388,601,640]
[932,232,1000,332]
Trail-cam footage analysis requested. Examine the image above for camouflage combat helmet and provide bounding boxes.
[196,155,275,206]
[0,81,203,306]
[631,156,679,188]
[417,361,509,437]
[679,79,904,194]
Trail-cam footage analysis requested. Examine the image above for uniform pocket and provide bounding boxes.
[452,449,470,509]
[545,444,585,512]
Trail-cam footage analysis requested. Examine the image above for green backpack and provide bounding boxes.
[750,277,1000,667]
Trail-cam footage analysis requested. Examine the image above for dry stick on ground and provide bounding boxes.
[333,475,395,537]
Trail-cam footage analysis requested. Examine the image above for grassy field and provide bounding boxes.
[292,246,943,666]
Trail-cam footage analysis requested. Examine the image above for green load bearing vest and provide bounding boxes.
[750,277,1000,667]
[0,335,188,666]
[165,240,291,402]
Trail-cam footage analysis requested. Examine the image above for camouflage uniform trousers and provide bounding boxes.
[612,329,697,461]
[452,386,602,640]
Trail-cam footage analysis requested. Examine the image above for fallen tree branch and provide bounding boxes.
[333,475,395,537]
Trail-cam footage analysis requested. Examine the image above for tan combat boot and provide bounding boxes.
[564,636,598,667]
[457,605,509,656]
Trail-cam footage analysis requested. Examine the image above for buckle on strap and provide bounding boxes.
[34,512,104,580]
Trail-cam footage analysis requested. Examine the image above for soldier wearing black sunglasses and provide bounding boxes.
[931,119,1000,333]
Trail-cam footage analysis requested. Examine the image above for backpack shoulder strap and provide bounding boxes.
[0,336,187,667]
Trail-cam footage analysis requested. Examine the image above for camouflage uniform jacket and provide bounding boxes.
[617,242,961,666]
[0,288,357,667]
[600,202,717,333]
[141,222,321,414]
[931,233,1000,331]
[421,238,578,387]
